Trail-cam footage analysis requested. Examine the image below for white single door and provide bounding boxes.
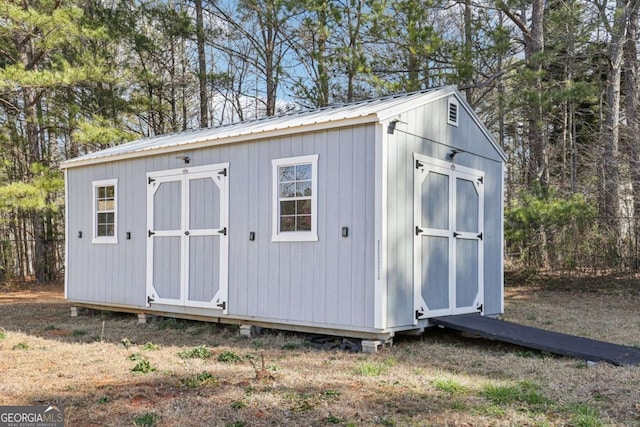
[146,163,229,312]
[414,154,484,321]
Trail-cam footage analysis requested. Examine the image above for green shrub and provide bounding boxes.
[505,188,597,269]
[133,413,158,427]
[178,345,213,359]
[131,358,156,374]
[218,350,242,363]
[12,342,28,350]
[182,371,217,388]
[142,342,160,351]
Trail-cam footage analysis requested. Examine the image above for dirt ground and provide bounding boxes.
[0,273,639,426]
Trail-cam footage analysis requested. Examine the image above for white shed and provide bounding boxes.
[62,86,507,343]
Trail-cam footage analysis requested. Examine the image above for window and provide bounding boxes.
[447,96,459,127]
[92,179,118,244]
[272,155,318,242]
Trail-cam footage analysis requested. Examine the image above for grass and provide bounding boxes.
[355,358,396,376]
[0,275,638,426]
[433,377,469,395]
[355,361,387,376]
[481,381,549,406]
[157,317,188,330]
[569,403,605,427]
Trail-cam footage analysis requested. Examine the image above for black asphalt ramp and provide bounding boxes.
[432,314,640,366]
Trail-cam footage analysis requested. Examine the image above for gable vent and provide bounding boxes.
[447,97,459,127]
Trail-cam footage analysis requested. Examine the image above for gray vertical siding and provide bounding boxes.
[66,93,503,334]
[385,95,504,328]
[67,124,378,329]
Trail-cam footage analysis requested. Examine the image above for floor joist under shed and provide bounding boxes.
[432,313,640,366]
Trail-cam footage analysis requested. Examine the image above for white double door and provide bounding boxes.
[146,163,229,311]
[414,153,484,320]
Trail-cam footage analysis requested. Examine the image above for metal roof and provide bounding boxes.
[61,86,505,168]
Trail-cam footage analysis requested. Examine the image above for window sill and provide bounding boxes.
[92,237,118,245]
[272,232,318,242]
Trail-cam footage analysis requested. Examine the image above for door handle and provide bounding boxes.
[184,231,190,236]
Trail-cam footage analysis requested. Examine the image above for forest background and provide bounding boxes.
[1,0,638,284]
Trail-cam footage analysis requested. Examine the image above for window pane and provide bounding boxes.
[97,212,108,224]
[97,224,114,237]
[280,216,295,232]
[296,164,312,180]
[297,199,311,215]
[279,166,295,183]
[105,186,115,198]
[297,215,311,231]
[97,200,115,211]
[281,200,296,216]
[296,180,312,197]
[279,182,295,198]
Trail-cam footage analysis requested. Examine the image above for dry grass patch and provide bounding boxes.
[0,276,639,426]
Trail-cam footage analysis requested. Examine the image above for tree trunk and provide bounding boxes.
[624,0,640,266]
[526,0,547,190]
[497,0,547,189]
[601,0,633,232]
[195,0,209,127]
[316,5,329,107]
[463,0,473,102]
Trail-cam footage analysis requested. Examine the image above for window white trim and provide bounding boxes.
[447,96,459,127]
[92,178,118,244]
[272,155,318,242]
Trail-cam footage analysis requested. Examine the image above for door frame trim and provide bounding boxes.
[146,163,229,313]
[413,153,484,323]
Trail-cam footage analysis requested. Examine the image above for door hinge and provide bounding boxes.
[477,303,483,312]
[148,177,155,184]
[218,227,227,236]
[147,295,155,304]
[218,168,227,177]
[415,226,423,236]
[453,232,460,237]
[478,176,483,184]
[477,232,483,240]
[415,308,424,320]
[148,230,155,237]
[416,160,424,169]
[216,301,226,310]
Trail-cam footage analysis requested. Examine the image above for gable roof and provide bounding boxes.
[61,86,506,169]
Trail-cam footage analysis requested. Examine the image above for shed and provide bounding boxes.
[62,86,507,343]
